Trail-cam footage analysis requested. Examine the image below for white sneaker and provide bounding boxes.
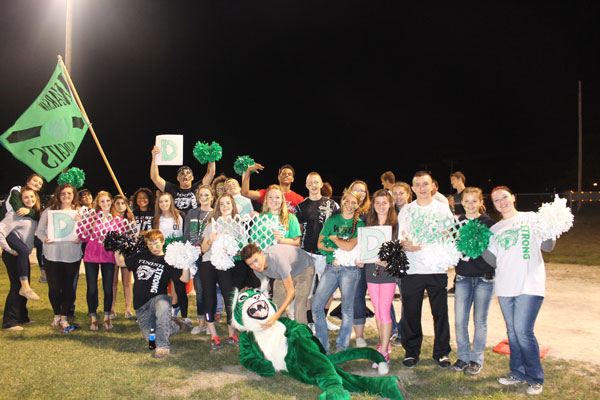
[526,384,543,395]
[355,337,367,348]
[498,375,523,386]
[191,325,207,335]
[326,320,340,332]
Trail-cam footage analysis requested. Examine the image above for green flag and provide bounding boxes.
[0,62,89,181]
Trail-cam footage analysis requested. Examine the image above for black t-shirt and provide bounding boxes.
[126,251,175,309]
[453,190,465,215]
[164,181,200,215]
[133,209,154,233]
[294,198,340,253]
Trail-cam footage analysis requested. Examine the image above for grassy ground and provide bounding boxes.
[1,265,599,400]
[542,207,600,265]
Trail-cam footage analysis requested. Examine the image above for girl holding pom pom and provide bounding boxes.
[199,193,242,349]
[184,185,215,334]
[311,189,364,354]
[109,195,136,320]
[152,192,187,320]
[485,186,556,395]
[452,187,495,375]
[361,189,398,364]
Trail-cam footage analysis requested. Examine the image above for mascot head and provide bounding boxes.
[231,288,278,332]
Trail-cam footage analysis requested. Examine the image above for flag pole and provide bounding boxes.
[57,55,125,198]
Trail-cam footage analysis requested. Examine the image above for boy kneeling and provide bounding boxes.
[126,229,191,357]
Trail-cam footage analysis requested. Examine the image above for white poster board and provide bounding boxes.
[155,134,183,166]
[357,226,392,263]
[47,210,78,242]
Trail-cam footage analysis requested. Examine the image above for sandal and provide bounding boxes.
[51,317,61,328]
[109,312,117,320]
[124,312,134,319]
[103,320,114,332]
[90,320,99,331]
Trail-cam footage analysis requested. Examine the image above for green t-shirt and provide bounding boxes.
[319,214,365,264]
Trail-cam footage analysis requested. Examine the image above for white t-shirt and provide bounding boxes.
[488,212,546,297]
[158,215,183,240]
[397,199,454,274]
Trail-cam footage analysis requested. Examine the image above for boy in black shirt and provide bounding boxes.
[126,230,191,357]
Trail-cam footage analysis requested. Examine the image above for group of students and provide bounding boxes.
[0,150,555,395]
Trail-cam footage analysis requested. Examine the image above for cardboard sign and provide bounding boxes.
[357,226,392,263]
[48,210,78,242]
[155,134,183,165]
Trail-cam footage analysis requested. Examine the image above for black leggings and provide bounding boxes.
[2,252,30,329]
[44,258,80,316]
[171,269,188,318]
[199,260,234,324]
[84,262,115,317]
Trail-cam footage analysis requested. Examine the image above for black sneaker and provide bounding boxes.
[437,356,451,368]
[402,357,418,368]
[447,286,455,295]
[464,361,482,375]
[451,359,468,372]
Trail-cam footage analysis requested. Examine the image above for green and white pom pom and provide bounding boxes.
[233,155,256,176]
[456,219,494,259]
[193,141,222,164]
[57,167,86,189]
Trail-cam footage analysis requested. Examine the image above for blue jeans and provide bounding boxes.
[136,294,179,350]
[311,264,360,353]
[84,262,115,317]
[454,275,493,366]
[498,295,545,384]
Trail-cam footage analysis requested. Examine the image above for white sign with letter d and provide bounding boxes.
[155,134,183,165]
[47,210,78,242]
[357,226,392,263]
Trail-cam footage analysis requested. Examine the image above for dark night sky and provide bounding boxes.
[1,0,599,199]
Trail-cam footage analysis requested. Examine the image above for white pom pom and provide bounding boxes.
[418,242,461,271]
[210,234,238,271]
[378,362,389,375]
[532,195,574,241]
[165,241,199,270]
[334,246,360,266]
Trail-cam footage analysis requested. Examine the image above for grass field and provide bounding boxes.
[542,207,600,265]
[0,210,598,399]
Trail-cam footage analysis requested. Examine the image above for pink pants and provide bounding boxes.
[367,282,396,324]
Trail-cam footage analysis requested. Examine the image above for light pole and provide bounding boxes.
[65,0,73,72]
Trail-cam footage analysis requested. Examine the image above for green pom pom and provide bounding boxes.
[57,167,86,189]
[163,234,183,250]
[456,220,494,259]
[193,141,222,164]
[233,155,256,176]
